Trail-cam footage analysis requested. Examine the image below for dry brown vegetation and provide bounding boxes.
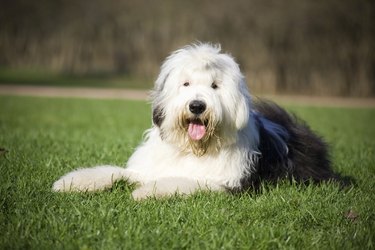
[0,0,374,96]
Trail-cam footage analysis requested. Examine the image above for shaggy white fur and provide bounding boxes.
[52,43,261,200]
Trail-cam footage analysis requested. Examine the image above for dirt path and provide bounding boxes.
[1,84,374,107]
[0,84,148,101]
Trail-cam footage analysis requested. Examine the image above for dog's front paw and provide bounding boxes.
[52,176,77,192]
[131,184,159,200]
[131,182,179,200]
[52,169,99,192]
[131,178,219,200]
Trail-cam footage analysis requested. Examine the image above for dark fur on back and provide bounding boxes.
[239,99,342,191]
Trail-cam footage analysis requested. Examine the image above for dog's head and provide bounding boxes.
[151,43,254,156]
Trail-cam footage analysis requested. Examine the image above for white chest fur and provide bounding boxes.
[125,128,253,189]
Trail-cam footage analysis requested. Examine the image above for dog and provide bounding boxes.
[53,43,341,200]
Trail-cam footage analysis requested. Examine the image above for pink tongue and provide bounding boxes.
[188,123,206,140]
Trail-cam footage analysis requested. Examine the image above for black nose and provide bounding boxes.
[189,100,206,115]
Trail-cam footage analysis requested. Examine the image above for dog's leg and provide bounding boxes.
[52,165,137,192]
[132,177,224,200]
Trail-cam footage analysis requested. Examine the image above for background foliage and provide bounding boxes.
[1,0,374,96]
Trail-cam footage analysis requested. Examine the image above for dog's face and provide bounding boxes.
[152,44,252,156]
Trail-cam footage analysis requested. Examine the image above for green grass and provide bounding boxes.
[0,68,152,89]
[1,96,374,249]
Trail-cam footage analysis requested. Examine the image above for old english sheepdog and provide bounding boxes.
[53,43,341,200]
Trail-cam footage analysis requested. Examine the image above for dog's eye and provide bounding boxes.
[211,82,218,89]
[183,82,190,87]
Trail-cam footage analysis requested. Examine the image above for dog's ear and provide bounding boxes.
[235,85,250,130]
[152,105,165,127]
[152,64,170,128]
[155,72,169,93]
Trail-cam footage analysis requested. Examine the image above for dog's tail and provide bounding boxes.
[52,165,132,192]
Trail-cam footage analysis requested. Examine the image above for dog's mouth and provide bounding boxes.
[187,118,207,141]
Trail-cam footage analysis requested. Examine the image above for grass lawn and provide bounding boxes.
[1,95,374,249]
